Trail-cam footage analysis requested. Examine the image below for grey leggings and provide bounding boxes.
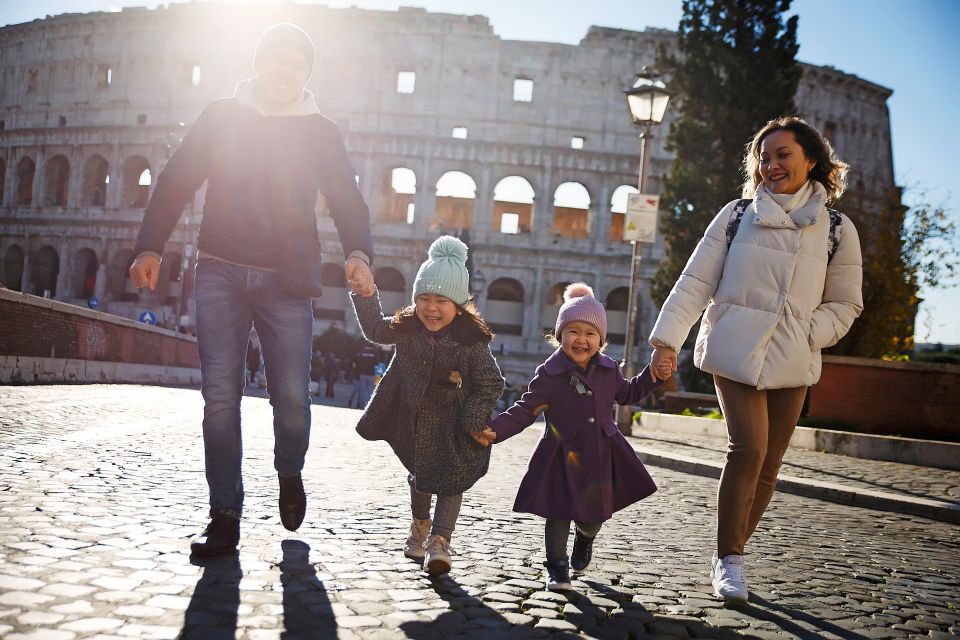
[545,519,602,561]
[408,474,462,539]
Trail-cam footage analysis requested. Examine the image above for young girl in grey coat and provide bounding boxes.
[350,236,504,575]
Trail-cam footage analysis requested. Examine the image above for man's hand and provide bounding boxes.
[650,346,678,381]
[346,257,374,297]
[129,254,161,291]
[470,427,497,447]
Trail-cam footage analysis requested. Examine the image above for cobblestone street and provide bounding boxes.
[1,385,958,639]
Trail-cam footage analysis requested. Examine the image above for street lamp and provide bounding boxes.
[618,68,670,434]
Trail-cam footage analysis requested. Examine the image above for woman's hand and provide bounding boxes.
[650,346,678,381]
[470,427,497,447]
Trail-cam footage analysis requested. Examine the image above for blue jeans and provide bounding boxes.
[358,374,375,408]
[195,258,313,517]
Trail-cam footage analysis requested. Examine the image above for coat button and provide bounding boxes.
[586,390,593,396]
[587,417,595,424]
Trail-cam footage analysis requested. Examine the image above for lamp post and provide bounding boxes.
[618,68,670,434]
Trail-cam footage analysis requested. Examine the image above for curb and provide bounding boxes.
[633,445,960,525]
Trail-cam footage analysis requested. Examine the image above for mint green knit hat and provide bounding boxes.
[413,236,470,306]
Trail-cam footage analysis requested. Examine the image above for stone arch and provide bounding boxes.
[1,244,24,291]
[381,167,417,224]
[71,247,99,299]
[485,277,524,335]
[313,263,347,322]
[108,249,136,301]
[375,266,407,314]
[493,175,535,235]
[31,245,60,297]
[433,170,477,232]
[123,156,152,207]
[552,181,591,239]
[605,286,630,344]
[82,154,110,207]
[43,155,70,207]
[16,157,35,205]
[609,184,639,241]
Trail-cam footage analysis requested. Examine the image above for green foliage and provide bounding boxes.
[679,407,723,420]
[829,190,958,358]
[313,325,366,359]
[652,0,801,308]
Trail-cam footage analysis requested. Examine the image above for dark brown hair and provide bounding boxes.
[742,116,849,203]
[389,299,494,345]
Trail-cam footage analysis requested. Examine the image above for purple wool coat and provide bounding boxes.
[489,349,662,523]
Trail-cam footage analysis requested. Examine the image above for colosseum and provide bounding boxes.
[0,3,898,383]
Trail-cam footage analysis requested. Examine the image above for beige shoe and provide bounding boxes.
[423,534,453,575]
[403,518,432,560]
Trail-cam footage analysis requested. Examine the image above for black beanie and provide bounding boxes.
[253,23,316,76]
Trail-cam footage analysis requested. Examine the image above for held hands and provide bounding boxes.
[470,427,497,447]
[346,257,375,297]
[650,346,678,381]
[129,254,161,291]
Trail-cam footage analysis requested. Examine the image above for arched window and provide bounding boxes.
[485,277,524,335]
[375,266,407,315]
[31,245,60,297]
[123,156,151,207]
[609,184,639,241]
[313,263,347,321]
[541,281,572,334]
[71,248,99,299]
[381,167,416,224]
[1,245,25,291]
[493,176,535,234]
[43,155,70,207]
[552,182,591,238]
[82,155,110,207]
[108,249,136,301]
[605,286,630,344]
[433,171,476,231]
[16,157,35,205]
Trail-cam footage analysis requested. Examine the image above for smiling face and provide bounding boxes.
[415,293,458,332]
[560,321,602,368]
[253,45,311,110]
[759,129,817,195]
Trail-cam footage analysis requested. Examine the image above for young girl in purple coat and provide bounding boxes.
[472,283,670,591]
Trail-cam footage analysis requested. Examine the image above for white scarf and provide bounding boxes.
[753,181,825,230]
[233,78,320,117]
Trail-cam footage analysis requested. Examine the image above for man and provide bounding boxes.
[129,23,375,557]
[353,345,379,408]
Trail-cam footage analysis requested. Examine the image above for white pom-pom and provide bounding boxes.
[428,235,468,264]
[563,282,594,302]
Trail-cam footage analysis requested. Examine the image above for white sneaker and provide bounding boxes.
[423,534,453,575]
[403,518,432,560]
[711,553,748,602]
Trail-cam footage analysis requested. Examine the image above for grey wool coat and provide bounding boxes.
[351,292,505,495]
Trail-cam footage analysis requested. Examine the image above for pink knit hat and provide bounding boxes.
[555,283,607,343]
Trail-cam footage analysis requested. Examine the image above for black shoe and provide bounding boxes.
[544,557,572,592]
[190,514,240,557]
[571,528,595,571]
[279,473,306,532]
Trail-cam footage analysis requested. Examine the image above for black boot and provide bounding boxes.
[544,557,572,592]
[571,527,596,571]
[190,513,240,557]
[279,473,306,532]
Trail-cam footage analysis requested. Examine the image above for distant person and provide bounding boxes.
[649,117,863,602]
[354,345,379,408]
[246,341,261,386]
[323,352,338,398]
[350,236,504,575]
[128,23,375,557]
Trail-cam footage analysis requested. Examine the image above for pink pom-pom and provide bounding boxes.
[563,282,594,302]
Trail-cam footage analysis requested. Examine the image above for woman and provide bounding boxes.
[649,116,863,602]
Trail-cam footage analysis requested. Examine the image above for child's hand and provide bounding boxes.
[470,428,497,447]
[655,360,674,380]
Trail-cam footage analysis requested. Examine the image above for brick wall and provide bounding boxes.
[809,355,960,440]
[0,289,199,370]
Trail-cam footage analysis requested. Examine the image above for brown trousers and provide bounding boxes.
[714,375,807,557]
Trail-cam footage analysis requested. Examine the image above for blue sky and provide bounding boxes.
[2,0,957,344]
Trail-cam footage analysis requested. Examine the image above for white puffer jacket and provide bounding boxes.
[649,181,863,389]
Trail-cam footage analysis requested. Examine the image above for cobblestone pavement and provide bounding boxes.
[0,385,958,640]
[631,429,960,504]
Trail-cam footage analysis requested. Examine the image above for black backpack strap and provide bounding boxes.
[726,199,753,246]
[826,208,843,261]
